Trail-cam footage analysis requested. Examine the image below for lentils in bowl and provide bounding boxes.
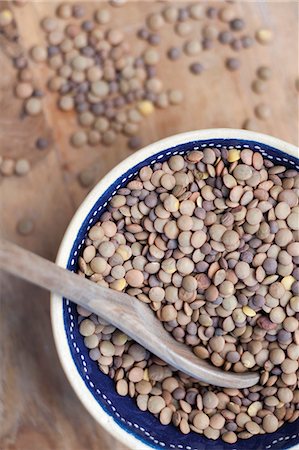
[51,130,299,450]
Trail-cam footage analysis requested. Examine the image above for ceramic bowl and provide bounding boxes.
[51,129,299,450]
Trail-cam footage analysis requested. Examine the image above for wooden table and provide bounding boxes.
[0,1,298,449]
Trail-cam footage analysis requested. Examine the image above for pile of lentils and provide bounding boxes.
[2,1,298,176]
[77,147,299,442]
[26,2,185,151]
[3,1,291,159]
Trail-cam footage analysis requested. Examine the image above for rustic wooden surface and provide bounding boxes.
[0,1,298,449]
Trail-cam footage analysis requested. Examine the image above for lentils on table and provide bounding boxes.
[25,97,42,115]
[226,57,241,71]
[8,1,275,154]
[28,3,194,151]
[255,28,273,45]
[0,158,15,176]
[255,103,272,120]
[36,137,49,150]
[190,62,204,75]
[16,217,34,235]
[78,147,299,442]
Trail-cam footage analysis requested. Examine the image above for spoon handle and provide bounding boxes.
[0,238,139,324]
[0,239,259,388]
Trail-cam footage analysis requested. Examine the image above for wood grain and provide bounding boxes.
[0,1,298,449]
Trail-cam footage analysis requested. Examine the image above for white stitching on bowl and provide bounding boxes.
[66,143,298,450]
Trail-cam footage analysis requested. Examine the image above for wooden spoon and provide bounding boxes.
[0,239,259,388]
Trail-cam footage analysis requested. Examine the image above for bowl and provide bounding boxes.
[51,129,299,450]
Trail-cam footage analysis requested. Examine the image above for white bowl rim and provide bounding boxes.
[51,128,298,450]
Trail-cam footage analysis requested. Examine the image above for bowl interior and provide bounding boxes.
[61,136,299,450]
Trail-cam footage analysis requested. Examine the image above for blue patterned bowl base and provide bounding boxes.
[62,138,299,450]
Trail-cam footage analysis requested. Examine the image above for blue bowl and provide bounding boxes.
[51,129,299,450]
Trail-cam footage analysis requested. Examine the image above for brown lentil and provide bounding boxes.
[25,97,42,115]
[15,83,34,99]
[16,218,34,235]
[256,28,273,45]
[15,159,30,176]
[255,104,272,120]
[226,58,241,71]
[257,66,272,80]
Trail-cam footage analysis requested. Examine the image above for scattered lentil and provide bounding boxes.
[255,103,272,120]
[226,57,241,71]
[167,47,181,61]
[257,66,272,80]
[31,46,47,62]
[36,137,49,150]
[15,159,30,176]
[1,158,15,176]
[242,118,259,131]
[256,28,273,45]
[25,97,42,115]
[252,79,267,95]
[0,9,13,27]
[17,217,34,235]
[184,39,202,56]
[175,22,192,37]
[71,130,87,147]
[190,62,204,75]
